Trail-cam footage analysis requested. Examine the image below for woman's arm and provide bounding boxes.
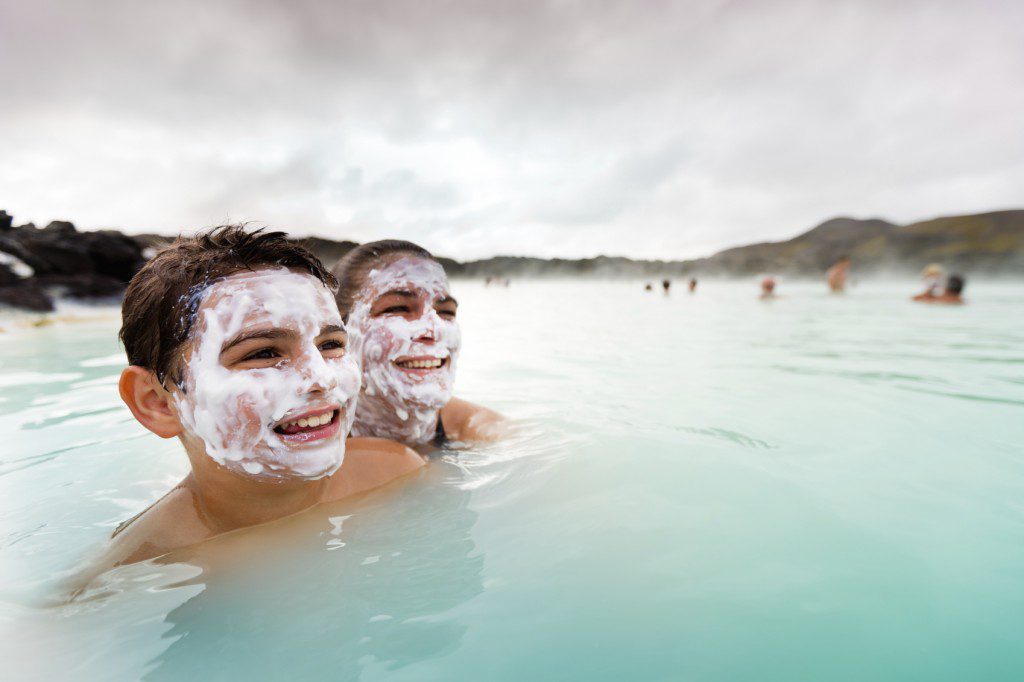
[441,397,508,442]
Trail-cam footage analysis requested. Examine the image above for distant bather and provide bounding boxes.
[914,274,965,305]
[826,256,851,293]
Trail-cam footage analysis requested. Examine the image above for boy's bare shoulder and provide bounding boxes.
[441,397,506,441]
[100,486,211,569]
[326,437,425,500]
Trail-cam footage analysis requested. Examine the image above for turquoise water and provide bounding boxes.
[2,280,1024,681]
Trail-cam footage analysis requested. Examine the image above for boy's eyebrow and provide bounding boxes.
[220,328,292,354]
[219,325,344,355]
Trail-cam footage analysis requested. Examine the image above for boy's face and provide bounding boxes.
[173,268,360,480]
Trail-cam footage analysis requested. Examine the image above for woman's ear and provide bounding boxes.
[119,366,183,439]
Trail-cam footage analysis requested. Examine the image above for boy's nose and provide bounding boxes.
[297,348,335,391]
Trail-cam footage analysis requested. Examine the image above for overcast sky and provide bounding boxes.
[1,0,1022,260]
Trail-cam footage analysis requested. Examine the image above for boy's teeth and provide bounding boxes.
[282,410,334,430]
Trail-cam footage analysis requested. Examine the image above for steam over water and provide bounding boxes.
[1,279,1023,680]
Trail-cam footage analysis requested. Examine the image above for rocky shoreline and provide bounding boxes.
[0,211,148,312]
[2,207,1022,312]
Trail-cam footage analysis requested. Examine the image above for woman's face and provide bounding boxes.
[173,268,361,480]
[347,256,461,414]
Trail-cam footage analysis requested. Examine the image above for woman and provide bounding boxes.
[332,240,504,449]
[918,263,944,299]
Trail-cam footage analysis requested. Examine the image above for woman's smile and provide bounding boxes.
[393,355,450,373]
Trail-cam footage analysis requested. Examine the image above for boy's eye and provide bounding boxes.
[381,305,410,314]
[437,309,456,319]
[242,347,281,362]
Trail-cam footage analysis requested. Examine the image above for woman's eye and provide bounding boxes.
[319,340,345,352]
[437,309,456,319]
[242,348,280,362]
[382,305,410,314]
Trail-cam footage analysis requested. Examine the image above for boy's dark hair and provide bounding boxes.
[331,239,434,319]
[120,225,337,384]
[946,274,965,295]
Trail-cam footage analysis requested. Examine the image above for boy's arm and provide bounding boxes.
[441,397,508,442]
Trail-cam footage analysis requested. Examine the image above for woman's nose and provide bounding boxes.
[414,327,436,343]
[412,312,440,343]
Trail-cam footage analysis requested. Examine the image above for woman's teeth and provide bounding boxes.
[395,358,444,369]
[278,410,335,432]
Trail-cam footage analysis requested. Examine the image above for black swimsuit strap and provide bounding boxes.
[433,415,447,446]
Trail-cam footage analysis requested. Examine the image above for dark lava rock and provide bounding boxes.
[36,273,126,299]
[0,284,55,312]
[42,220,78,237]
[5,222,146,280]
[0,263,20,287]
[13,235,93,275]
[0,236,36,267]
[0,211,151,310]
[81,230,147,282]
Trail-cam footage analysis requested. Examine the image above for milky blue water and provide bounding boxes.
[2,279,1024,681]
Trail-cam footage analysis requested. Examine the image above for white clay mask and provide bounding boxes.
[173,268,361,479]
[346,256,461,444]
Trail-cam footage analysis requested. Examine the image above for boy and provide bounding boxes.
[91,226,423,574]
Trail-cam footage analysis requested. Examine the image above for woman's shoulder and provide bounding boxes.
[326,437,425,499]
[441,397,507,442]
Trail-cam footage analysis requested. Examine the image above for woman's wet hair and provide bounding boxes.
[946,274,965,294]
[331,239,436,320]
[120,224,337,385]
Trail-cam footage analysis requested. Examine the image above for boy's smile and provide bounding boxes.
[273,404,343,443]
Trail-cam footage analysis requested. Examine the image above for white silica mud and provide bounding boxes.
[346,256,461,445]
[173,268,361,479]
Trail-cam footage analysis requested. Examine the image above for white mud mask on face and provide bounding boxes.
[346,257,461,445]
[173,268,361,480]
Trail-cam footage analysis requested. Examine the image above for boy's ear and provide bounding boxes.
[119,366,183,439]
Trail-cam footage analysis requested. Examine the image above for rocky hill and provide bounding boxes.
[1,208,1022,311]
[680,211,1024,277]
[443,210,1024,278]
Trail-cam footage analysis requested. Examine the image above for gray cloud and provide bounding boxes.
[1,0,1022,259]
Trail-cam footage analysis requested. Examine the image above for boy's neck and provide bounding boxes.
[186,459,331,534]
[351,391,439,446]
